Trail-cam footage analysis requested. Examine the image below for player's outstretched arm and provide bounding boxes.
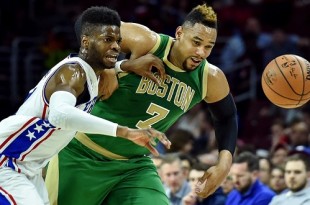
[195,64,238,198]
[45,64,171,155]
[117,127,171,156]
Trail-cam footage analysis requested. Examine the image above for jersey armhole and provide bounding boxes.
[202,61,209,100]
[149,33,161,54]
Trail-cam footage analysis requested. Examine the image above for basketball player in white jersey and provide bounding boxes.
[0,7,170,205]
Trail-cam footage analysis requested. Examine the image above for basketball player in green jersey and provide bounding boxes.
[45,3,238,205]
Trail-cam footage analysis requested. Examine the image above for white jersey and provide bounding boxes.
[0,54,99,177]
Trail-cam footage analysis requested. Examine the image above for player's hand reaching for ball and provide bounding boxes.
[117,126,171,156]
[195,150,232,198]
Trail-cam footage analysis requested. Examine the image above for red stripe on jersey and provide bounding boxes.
[0,187,17,205]
[20,129,56,161]
[0,156,7,167]
[41,103,48,119]
[0,117,37,150]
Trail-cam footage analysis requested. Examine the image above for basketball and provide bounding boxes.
[261,54,310,108]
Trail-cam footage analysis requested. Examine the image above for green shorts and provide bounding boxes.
[45,138,169,205]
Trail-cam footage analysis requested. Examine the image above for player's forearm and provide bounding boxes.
[48,91,120,137]
[217,150,233,171]
[207,93,238,154]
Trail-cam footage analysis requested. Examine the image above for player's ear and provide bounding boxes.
[175,26,183,40]
[81,35,89,49]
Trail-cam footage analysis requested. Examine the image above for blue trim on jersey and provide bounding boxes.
[6,158,17,172]
[0,119,55,160]
[0,196,12,205]
[0,188,16,205]
[83,97,97,112]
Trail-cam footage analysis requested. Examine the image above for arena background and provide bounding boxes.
[0,0,309,150]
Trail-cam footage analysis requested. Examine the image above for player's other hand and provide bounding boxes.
[122,54,166,85]
[117,126,171,156]
[195,151,232,198]
[182,192,197,205]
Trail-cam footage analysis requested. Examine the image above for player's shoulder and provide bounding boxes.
[55,62,86,81]
[121,21,158,40]
[206,62,225,78]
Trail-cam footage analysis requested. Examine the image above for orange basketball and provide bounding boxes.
[261,54,310,108]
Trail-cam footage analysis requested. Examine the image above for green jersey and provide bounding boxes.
[87,34,209,158]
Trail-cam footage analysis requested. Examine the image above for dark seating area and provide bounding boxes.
[0,0,309,150]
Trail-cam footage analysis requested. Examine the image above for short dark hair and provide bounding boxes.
[286,153,310,171]
[183,3,217,30]
[74,6,121,43]
[234,151,259,172]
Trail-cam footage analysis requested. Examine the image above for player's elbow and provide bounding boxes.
[48,91,77,129]
[48,106,69,129]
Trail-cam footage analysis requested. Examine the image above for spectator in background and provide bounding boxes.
[182,162,227,205]
[41,29,74,70]
[270,143,290,167]
[301,105,310,130]
[226,151,275,205]
[289,145,310,160]
[269,154,310,205]
[167,129,195,155]
[169,103,216,158]
[197,149,219,167]
[269,118,289,148]
[221,172,234,196]
[179,153,197,180]
[269,165,287,195]
[161,153,192,205]
[259,157,272,186]
[151,154,165,182]
[287,120,310,148]
[220,17,270,73]
[262,29,302,67]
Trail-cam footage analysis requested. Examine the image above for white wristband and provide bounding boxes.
[114,59,128,73]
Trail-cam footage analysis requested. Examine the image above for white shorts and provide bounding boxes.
[0,167,49,205]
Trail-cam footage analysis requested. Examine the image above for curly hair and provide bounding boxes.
[74,6,121,43]
[183,3,217,30]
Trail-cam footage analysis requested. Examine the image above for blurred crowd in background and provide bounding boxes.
[0,0,310,204]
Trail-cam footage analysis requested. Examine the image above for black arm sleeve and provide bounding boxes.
[207,93,238,155]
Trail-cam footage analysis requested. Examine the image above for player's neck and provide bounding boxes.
[168,40,183,69]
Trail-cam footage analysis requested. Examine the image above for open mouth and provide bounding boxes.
[106,55,118,63]
[190,57,202,66]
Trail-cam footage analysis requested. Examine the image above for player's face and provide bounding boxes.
[285,160,308,192]
[87,25,121,69]
[176,23,217,71]
[230,162,256,194]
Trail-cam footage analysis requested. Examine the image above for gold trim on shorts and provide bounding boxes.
[45,155,59,205]
[75,132,128,160]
